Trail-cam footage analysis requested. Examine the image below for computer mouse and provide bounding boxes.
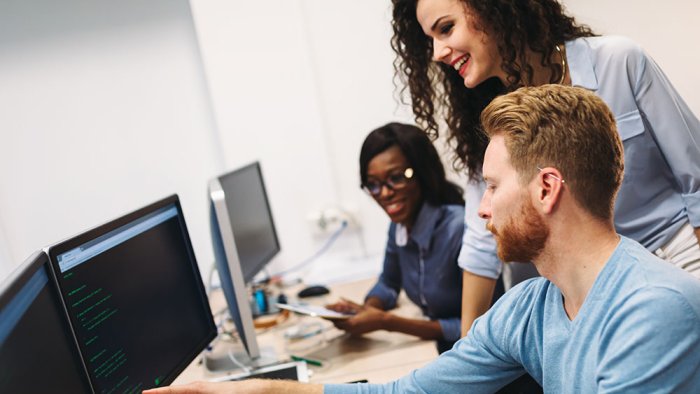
[297,285,330,298]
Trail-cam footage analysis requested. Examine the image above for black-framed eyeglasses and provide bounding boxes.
[361,168,415,196]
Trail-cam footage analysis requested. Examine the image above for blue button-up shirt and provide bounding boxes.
[569,36,700,250]
[366,203,464,342]
[458,36,700,279]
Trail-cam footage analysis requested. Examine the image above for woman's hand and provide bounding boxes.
[326,298,363,314]
[329,303,390,336]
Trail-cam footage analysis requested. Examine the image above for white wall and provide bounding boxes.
[0,0,222,277]
[0,215,12,279]
[188,0,412,276]
[189,0,340,273]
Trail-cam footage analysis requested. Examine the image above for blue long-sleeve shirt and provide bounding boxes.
[458,36,700,279]
[365,203,464,342]
[326,237,700,393]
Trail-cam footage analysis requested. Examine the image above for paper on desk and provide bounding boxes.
[276,303,353,320]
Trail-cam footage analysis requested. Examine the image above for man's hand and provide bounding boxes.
[144,381,235,394]
[143,379,323,394]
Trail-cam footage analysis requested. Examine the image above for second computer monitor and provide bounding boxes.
[217,161,280,283]
[209,161,280,365]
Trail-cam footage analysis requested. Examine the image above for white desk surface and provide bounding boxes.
[174,277,438,385]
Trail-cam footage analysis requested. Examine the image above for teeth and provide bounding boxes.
[386,203,401,213]
[453,56,468,72]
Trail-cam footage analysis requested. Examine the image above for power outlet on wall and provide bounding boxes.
[306,207,360,237]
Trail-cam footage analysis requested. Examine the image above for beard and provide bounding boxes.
[487,197,549,263]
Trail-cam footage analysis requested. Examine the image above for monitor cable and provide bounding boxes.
[268,219,348,280]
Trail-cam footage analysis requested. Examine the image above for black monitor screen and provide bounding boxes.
[218,162,280,283]
[48,196,216,393]
[0,252,92,393]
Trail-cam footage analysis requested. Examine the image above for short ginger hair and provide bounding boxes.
[480,84,624,220]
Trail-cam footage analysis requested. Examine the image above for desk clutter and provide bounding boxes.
[1,161,313,392]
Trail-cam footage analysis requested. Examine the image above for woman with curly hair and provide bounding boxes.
[392,0,700,343]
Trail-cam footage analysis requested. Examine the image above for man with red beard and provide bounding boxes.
[146,85,700,394]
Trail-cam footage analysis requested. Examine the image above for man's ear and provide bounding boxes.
[535,167,565,214]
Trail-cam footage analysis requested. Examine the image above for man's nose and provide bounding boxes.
[478,194,491,220]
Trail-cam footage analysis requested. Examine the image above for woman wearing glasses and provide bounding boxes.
[327,122,492,353]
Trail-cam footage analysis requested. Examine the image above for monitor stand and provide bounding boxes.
[203,340,278,374]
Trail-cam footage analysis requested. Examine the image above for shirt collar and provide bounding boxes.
[566,38,598,90]
[395,202,441,252]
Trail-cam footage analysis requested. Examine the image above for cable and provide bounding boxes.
[270,220,348,278]
[227,348,252,375]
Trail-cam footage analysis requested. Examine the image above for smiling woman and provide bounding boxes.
[326,122,498,354]
[391,0,700,352]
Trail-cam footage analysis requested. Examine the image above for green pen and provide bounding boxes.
[290,355,323,367]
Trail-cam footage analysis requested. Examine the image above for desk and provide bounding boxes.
[174,277,438,385]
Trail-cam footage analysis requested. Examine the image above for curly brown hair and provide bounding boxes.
[391,0,596,179]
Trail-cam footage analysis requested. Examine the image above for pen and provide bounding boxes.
[290,355,323,367]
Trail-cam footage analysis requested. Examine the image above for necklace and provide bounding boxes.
[555,44,567,84]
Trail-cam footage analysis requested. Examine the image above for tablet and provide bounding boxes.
[209,361,309,382]
[276,303,353,320]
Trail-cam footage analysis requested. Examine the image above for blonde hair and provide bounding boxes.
[480,85,624,220]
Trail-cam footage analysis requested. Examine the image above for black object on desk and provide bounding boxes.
[297,285,330,298]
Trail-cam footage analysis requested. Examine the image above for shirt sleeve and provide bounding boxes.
[437,317,461,343]
[457,179,503,279]
[633,47,700,227]
[365,225,401,310]
[596,287,700,392]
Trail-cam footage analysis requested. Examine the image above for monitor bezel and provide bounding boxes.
[45,194,216,390]
[0,251,95,394]
[209,177,261,360]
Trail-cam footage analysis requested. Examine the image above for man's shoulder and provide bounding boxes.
[491,276,552,314]
[608,237,700,316]
[469,276,552,351]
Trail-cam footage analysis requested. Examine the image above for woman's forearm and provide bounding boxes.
[460,270,497,337]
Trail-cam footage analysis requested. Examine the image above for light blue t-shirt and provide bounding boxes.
[325,237,700,393]
[458,36,700,280]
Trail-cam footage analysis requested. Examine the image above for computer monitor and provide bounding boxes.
[0,251,93,393]
[208,161,280,370]
[46,195,216,393]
